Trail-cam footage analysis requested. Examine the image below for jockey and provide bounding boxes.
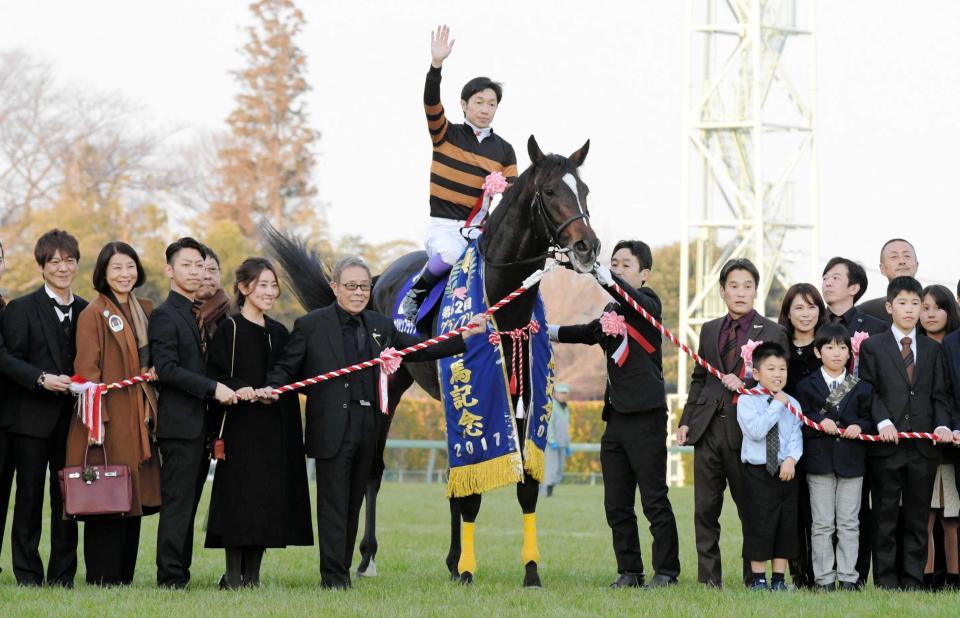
[401,25,518,322]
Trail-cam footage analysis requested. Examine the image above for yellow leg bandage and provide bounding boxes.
[521,513,540,564]
[458,522,477,575]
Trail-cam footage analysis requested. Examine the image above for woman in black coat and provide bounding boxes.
[205,257,313,588]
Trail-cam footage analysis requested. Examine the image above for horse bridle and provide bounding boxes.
[480,183,591,269]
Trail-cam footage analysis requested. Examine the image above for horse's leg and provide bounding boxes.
[451,493,482,584]
[356,477,381,577]
[357,366,413,577]
[446,498,461,579]
[517,470,542,587]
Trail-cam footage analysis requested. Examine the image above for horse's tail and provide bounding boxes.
[261,222,336,311]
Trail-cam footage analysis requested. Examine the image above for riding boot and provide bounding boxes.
[401,262,446,323]
[242,546,265,588]
[222,547,243,590]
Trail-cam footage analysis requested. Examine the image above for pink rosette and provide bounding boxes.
[600,311,627,337]
[740,339,763,379]
[379,347,402,375]
[851,331,870,356]
[482,171,509,196]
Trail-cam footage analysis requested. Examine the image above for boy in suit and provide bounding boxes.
[858,276,955,590]
[795,323,874,591]
[549,240,680,589]
[677,258,789,587]
[1,229,87,587]
[736,342,803,591]
[150,237,239,588]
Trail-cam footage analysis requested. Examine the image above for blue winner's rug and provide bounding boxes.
[438,241,556,498]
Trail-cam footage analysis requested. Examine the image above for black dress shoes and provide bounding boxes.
[648,574,678,588]
[609,573,645,589]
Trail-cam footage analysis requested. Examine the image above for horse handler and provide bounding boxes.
[549,241,681,589]
[401,24,518,322]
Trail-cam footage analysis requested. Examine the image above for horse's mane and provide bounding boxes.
[261,221,337,311]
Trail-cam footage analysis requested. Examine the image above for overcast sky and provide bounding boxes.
[2,0,958,295]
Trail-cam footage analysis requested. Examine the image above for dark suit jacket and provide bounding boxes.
[679,312,788,451]
[557,274,665,418]
[858,330,954,459]
[859,296,893,324]
[266,303,466,459]
[0,312,50,430]
[149,291,217,441]
[941,330,960,463]
[795,372,874,477]
[0,286,87,438]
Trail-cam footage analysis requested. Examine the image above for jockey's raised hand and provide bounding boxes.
[431,24,455,68]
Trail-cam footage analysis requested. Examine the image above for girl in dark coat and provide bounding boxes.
[205,257,312,588]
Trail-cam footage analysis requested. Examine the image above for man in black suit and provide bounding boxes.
[150,237,238,589]
[858,276,956,590]
[821,257,888,338]
[859,239,919,324]
[677,258,789,587]
[1,229,87,587]
[261,256,486,590]
[820,255,887,584]
[549,240,680,589]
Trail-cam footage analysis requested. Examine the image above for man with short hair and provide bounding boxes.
[821,257,887,338]
[2,229,87,587]
[678,257,789,588]
[262,256,487,589]
[196,246,230,340]
[859,239,920,323]
[401,24,518,322]
[150,237,238,589]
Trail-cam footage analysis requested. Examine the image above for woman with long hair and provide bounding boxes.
[64,241,161,585]
[204,257,313,588]
[920,284,960,589]
[776,282,827,590]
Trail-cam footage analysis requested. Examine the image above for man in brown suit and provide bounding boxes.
[677,258,789,587]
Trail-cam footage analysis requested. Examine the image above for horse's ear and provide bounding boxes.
[527,135,545,165]
[568,139,590,167]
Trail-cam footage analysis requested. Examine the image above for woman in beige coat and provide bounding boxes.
[65,241,161,585]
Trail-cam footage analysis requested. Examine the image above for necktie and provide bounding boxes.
[50,297,71,335]
[830,312,844,325]
[830,380,839,392]
[900,336,914,383]
[720,322,739,373]
[765,397,780,476]
[191,300,207,355]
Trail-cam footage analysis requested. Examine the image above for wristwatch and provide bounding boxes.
[37,372,46,387]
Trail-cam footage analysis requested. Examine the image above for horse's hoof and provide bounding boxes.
[356,558,377,578]
[449,570,460,582]
[523,561,542,588]
[459,572,474,586]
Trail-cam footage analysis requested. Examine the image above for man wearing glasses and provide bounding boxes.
[261,256,487,590]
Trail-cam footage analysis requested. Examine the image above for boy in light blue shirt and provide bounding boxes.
[737,342,803,591]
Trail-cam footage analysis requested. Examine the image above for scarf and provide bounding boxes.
[199,288,231,338]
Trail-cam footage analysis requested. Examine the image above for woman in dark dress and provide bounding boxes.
[777,282,826,590]
[205,257,313,589]
[778,283,827,398]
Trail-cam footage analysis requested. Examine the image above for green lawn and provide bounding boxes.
[0,481,956,616]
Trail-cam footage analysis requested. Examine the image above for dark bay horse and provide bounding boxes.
[267,135,599,587]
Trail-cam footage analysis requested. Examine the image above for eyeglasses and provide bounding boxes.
[341,282,372,292]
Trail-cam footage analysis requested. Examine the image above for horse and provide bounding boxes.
[266,135,600,587]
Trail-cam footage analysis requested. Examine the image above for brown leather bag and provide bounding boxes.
[58,444,133,518]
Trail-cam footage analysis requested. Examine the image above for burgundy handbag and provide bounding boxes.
[58,444,133,518]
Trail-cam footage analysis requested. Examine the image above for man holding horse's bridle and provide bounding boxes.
[401,24,518,322]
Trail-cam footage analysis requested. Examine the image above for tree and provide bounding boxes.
[209,0,321,238]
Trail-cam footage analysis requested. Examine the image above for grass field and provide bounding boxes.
[0,481,956,616]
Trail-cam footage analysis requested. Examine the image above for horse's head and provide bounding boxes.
[527,135,600,273]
